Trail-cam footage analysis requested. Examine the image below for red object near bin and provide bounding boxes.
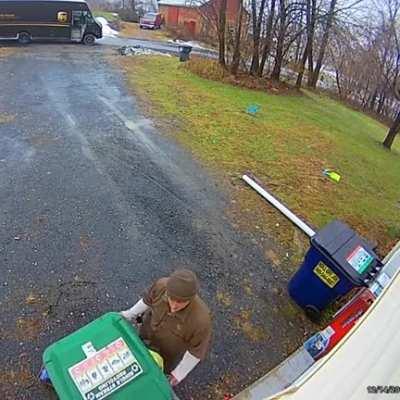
[304,288,375,360]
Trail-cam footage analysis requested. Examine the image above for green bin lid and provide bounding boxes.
[43,312,172,400]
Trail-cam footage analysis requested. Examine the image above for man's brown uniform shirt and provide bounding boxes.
[139,278,212,372]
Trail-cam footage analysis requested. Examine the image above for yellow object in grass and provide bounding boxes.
[323,169,341,183]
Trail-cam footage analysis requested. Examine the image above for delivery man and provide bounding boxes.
[120,269,212,386]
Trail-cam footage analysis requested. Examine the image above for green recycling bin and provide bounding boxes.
[43,312,173,400]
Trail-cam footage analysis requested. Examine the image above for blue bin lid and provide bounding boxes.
[311,220,382,285]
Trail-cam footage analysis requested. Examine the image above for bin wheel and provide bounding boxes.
[18,32,32,45]
[305,305,321,322]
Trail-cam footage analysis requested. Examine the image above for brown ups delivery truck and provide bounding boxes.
[0,0,102,44]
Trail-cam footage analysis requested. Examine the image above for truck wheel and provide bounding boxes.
[18,32,31,45]
[82,34,96,46]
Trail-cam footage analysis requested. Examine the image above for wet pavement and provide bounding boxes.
[0,43,311,399]
[99,35,218,59]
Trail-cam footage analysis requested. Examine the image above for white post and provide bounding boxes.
[242,174,316,238]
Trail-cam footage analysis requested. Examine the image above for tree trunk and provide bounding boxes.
[294,33,302,64]
[310,0,337,88]
[250,0,268,75]
[231,0,244,76]
[361,82,370,109]
[271,0,286,81]
[296,41,309,88]
[258,0,276,76]
[306,0,317,87]
[383,110,400,149]
[335,67,342,97]
[296,0,313,89]
[218,0,228,66]
[294,4,304,64]
[368,89,378,111]
[377,94,386,115]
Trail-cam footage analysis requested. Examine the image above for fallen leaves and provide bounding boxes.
[234,310,268,342]
[0,113,15,124]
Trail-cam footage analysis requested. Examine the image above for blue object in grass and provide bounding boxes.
[246,104,261,115]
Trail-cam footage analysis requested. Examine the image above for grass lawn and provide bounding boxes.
[92,10,120,22]
[118,22,170,41]
[120,56,400,258]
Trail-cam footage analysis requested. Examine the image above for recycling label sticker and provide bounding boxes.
[69,338,143,400]
[346,245,373,274]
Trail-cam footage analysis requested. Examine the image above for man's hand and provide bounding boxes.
[120,299,150,321]
[168,374,179,387]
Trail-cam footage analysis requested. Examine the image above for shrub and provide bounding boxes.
[118,9,140,23]
[185,57,228,81]
[185,57,295,94]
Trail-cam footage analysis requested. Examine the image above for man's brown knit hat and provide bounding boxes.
[166,269,199,301]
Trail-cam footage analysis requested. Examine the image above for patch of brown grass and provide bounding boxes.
[185,57,229,81]
[25,292,42,305]
[0,113,15,124]
[15,317,43,341]
[216,291,233,307]
[0,354,35,397]
[226,167,323,270]
[119,22,170,41]
[185,57,299,95]
[234,310,268,342]
[345,215,394,257]
[228,184,302,263]
[0,367,33,386]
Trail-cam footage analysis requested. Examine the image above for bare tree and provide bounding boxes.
[258,0,277,76]
[309,0,338,87]
[231,0,245,75]
[196,0,229,66]
[218,0,228,65]
[271,0,287,80]
[383,109,400,148]
[296,0,317,88]
[250,0,269,74]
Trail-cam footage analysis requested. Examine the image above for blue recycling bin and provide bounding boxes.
[288,220,382,319]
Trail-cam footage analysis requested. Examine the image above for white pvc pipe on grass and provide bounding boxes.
[242,174,316,238]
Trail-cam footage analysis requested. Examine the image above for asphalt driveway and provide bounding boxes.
[0,43,310,400]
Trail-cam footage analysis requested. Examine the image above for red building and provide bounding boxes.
[158,0,241,38]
